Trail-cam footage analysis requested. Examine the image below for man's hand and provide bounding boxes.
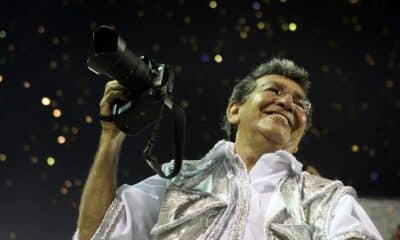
[99,80,130,137]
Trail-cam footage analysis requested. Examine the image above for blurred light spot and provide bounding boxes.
[51,36,60,45]
[64,180,72,188]
[180,100,189,108]
[238,17,246,24]
[348,0,359,4]
[47,156,56,166]
[41,97,51,106]
[56,89,63,97]
[62,125,69,133]
[331,101,343,111]
[354,24,362,32]
[23,144,30,151]
[57,136,66,144]
[252,1,261,10]
[257,22,265,30]
[38,25,46,34]
[89,21,97,30]
[0,153,6,162]
[49,60,58,69]
[53,109,62,118]
[0,74,3,83]
[370,171,379,181]
[77,97,85,105]
[85,115,93,124]
[152,44,160,52]
[0,30,6,39]
[280,0,287,3]
[201,54,210,63]
[240,31,248,38]
[8,45,15,54]
[136,9,144,17]
[255,11,263,18]
[386,80,394,88]
[62,53,70,61]
[71,126,79,135]
[5,179,13,187]
[74,179,82,187]
[184,16,191,24]
[30,155,38,164]
[60,187,68,195]
[174,65,182,73]
[9,232,16,239]
[281,23,289,31]
[23,81,31,88]
[289,22,297,31]
[351,144,359,152]
[209,1,217,8]
[369,148,376,157]
[321,64,330,72]
[214,54,223,63]
[361,103,368,111]
[364,53,375,66]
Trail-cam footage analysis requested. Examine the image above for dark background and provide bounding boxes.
[0,0,399,239]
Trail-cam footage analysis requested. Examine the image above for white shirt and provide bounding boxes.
[73,141,383,239]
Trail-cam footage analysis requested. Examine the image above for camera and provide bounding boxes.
[87,25,184,178]
[87,25,174,135]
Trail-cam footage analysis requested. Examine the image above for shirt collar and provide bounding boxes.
[221,140,303,178]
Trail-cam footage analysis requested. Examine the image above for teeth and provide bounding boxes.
[268,113,290,126]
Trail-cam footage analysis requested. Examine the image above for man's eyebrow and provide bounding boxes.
[261,81,306,98]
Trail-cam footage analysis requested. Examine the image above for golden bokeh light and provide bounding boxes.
[41,97,51,106]
[23,81,31,88]
[257,22,265,30]
[0,153,6,162]
[38,25,46,34]
[57,135,66,144]
[351,144,359,152]
[209,1,217,8]
[53,109,62,118]
[85,115,93,124]
[214,54,223,63]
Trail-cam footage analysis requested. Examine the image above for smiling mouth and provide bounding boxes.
[263,111,293,129]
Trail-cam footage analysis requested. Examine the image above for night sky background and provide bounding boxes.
[1,0,400,239]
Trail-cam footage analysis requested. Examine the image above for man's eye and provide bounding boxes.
[266,88,279,94]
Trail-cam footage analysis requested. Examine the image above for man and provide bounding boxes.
[74,58,382,240]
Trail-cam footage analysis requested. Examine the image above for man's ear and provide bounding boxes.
[226,101,241,125]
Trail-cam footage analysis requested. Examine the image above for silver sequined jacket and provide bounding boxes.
[149,145,374,240]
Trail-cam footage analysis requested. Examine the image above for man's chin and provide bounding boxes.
[261,127,291,145]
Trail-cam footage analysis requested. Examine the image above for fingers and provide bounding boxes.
[104,80,127,95]
[100,80,130,116]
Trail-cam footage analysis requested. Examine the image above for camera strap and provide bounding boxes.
[143,103,185,179]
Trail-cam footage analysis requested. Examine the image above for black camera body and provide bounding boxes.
[87,25,174,135]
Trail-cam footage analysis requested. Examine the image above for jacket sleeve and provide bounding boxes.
[73,175,168,240]
[327,194,383,240]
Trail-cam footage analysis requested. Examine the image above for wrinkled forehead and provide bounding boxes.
[255,74,307,98]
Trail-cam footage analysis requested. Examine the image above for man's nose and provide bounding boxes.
[275,94,294,112]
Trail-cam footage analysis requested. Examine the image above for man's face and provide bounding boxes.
[229,74,309,153]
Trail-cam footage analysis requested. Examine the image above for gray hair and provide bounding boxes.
[221,58,312,141]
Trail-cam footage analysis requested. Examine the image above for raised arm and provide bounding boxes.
[77,80,130,240]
